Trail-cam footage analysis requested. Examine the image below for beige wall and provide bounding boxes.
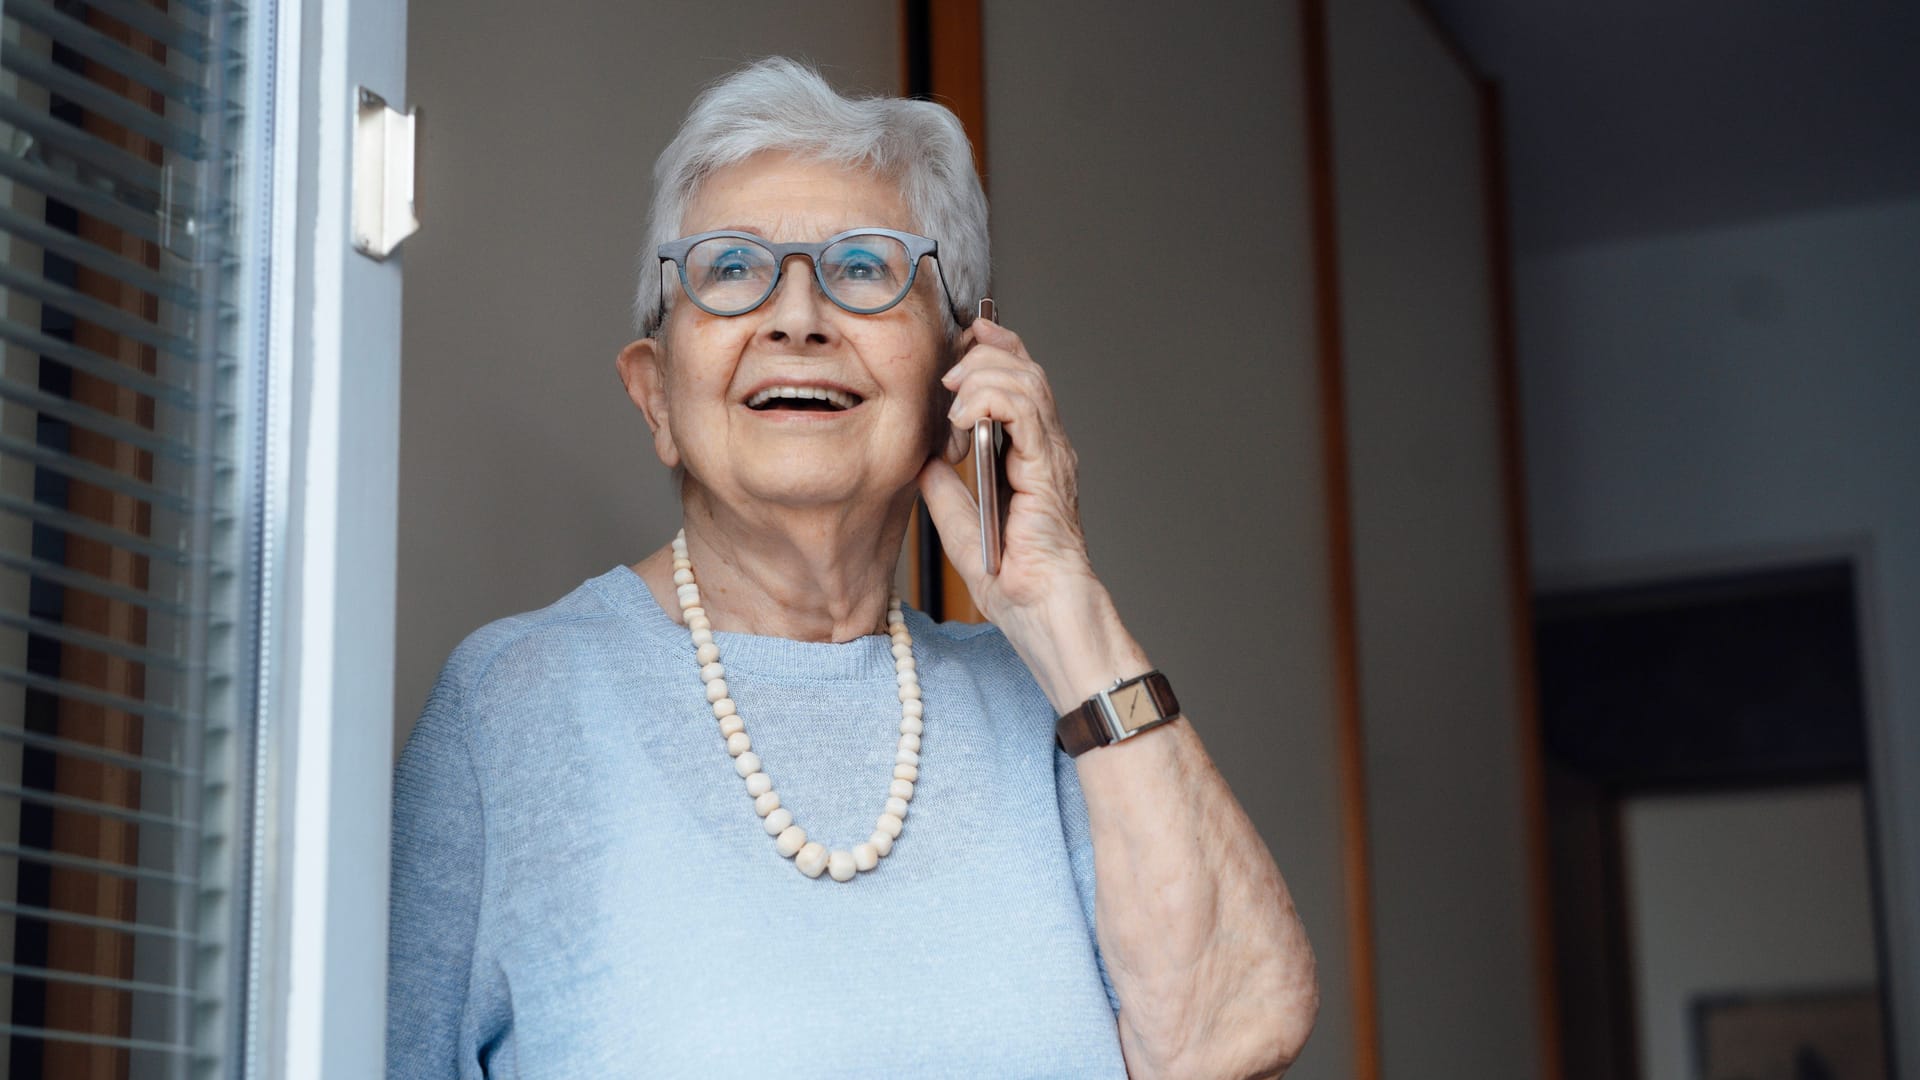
[1624,784,1882,1080]
[1327,0,1545,1074]
[397,1,899,743]
[981,4,1354,1076]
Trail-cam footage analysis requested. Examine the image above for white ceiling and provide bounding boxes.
[1420,1,1920,253]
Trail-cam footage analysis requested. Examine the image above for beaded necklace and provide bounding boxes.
[672,529,923,881]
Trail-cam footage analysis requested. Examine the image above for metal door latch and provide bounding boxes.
[352,87,419,260]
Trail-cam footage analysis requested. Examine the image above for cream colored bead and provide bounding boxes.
[827,849,856,882]
[796,842,828,878]
[776,824,806,856]
[674,537,924,878]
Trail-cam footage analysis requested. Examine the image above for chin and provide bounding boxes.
[737,464,918,514]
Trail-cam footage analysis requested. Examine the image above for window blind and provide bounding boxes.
[0,0,264,1077]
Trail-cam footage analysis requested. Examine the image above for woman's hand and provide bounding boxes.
[917,318,1148,711]
[917,318,1095,607]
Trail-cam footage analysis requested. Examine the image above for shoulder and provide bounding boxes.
[427,572,629,721]
[910,612,1053,715]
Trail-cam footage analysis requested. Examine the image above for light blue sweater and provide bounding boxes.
[387,565,1127,1078]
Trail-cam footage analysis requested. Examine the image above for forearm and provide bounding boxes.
[1006,586,1320,1079]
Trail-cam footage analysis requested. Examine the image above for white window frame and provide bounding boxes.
[257,0,406,1075]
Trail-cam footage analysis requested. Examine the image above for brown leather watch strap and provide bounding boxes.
[1055,671,1180,757]
[1055,699,1110,757]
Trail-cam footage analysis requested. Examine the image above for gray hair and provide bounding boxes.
[634,57,989,340]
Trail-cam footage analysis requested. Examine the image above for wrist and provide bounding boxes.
[1004,580,1153,713]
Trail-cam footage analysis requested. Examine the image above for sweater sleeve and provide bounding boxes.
[387,669,496,1079]
[1056,744,1122,1016]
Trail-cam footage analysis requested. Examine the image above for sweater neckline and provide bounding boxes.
[595,564,918,682]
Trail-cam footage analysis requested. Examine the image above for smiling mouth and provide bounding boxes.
[745,386,863,412]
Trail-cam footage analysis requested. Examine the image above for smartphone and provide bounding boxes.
[972,298,1011,574]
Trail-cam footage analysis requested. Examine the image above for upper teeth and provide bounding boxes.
[747,386,859,409]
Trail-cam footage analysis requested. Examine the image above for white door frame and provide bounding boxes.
[260,0,406,1075]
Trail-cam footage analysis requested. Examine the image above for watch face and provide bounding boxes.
[1109,681,1158,736]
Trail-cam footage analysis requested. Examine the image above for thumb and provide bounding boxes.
[915,458,986,586]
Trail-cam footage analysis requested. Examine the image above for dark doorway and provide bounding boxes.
[1534,560,1893,1080]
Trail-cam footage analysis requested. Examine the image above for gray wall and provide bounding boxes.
[1517,196,1920,1074]
[397,1,898,743]
[1328,0,1543,1074]
[981,4,1354,1076]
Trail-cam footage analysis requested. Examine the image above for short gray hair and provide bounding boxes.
[634,57,990,339]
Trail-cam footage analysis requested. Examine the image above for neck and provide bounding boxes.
[635,484,917,643]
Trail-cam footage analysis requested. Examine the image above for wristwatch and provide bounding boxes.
[1055,670,1181,757]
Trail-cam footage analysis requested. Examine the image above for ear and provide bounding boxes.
[615,337,681,470]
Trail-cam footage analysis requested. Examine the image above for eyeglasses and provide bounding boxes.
[656,227,961,325]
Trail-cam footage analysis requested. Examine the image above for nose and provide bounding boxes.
[761,253,835,347]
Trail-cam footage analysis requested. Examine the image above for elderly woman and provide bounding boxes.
[388,58,1316,1079]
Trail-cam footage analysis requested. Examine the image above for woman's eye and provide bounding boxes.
[828,250,892,282]
[706,248,763,281]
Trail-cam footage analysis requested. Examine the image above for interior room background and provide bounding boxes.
[0,0,1908,1075]
[392,3,1919,1079]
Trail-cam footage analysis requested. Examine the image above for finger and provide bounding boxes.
[970,317,1032,362]
[916,459,986,582]
[941,342,1036,390]
[942,417,969,464]
[947,371,1054,448]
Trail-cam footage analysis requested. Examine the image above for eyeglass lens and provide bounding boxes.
[682,233,916,315]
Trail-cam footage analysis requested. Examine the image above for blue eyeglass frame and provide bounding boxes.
[655,226,964,326]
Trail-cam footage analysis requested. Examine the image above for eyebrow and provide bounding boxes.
[700,224,903,240]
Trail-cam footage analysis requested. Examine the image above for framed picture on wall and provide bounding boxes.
[1692,987,1887,1079]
